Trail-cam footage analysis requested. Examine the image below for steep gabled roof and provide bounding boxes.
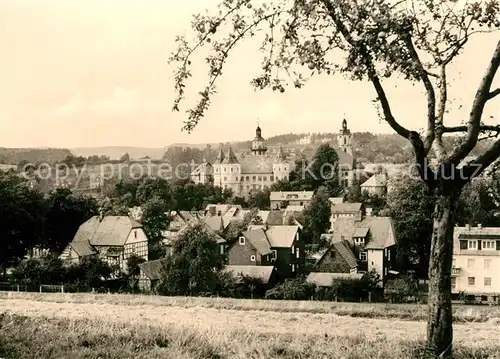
[242,229,272,255]
[73,216,141,247]
[138,259,163,281]
[69,241,96,256]
[329,216,396,249]
[315,235,358,269]
[265,225,299,248]
[332,241,358,269]
[362,217,395,249]
[224,265,275,284]
[222,146,239,164]
[214,146,225,164]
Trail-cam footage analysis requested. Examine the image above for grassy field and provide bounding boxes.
[1,292,500,359]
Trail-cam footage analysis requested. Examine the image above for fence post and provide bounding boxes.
[39,285,42,293]
[17,285,19,292]
[61,285,64,293]
[369,292,372,303]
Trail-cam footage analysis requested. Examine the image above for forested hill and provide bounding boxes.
[0,148,72,165]
[1,132,493,165]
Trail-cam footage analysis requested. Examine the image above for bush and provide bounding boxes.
[265,276,316,300]
[385,275,419,303]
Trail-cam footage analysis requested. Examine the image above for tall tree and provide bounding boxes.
[141,197,172,260]
[169,1,500,355]
[455,178,500,227]
[156,223,226,296]
[299,186,332,251]
[381,173,435,278]
[44,188,99,253]
[0,174,46,271]
[247,188,271,209]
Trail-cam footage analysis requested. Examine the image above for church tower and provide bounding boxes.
[251,125,267,156]
[337,118,353,156]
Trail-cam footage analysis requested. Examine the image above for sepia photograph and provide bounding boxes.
[1,0,500,358]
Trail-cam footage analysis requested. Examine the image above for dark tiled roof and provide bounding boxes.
[69,241,96,256]
[242,229,272,255]
[222,146,239,164]
[331,203,363,213]
[331,241,358,269]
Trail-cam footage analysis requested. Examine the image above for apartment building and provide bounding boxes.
[452,225,500,301]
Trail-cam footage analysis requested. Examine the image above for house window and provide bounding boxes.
[253,176,256,180]
[468,277,475,286]
[263,176,267,181]
[224,177,227,181]
[272,250,277,260]
[239,236,245,245]
[360,252,367,262]
[246,176,250,181]
[250,255,256,262]
[330,251,336,259]
[482,240,495,250]
[134,230,137,239]
[257,176,262,181]
[291,246,295,254]
[484,259,492,269]
[467,259,475,268]
[291,264,295,272]
[270,176,274,181]
[300,201,303,206]
[467,240,477,249]
[354,237,365,245]
[388,249,391,261]
[220,245,224,255]
[296,247,300,259]
[236,176,238,181]
[384,268,387,276]
[484,277,492,286]
[451,277,456,288]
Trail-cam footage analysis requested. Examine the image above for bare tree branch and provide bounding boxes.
[403,34,436,154]
[320,0,411,139]
[489,88,500,100]
[447,40,500,164]
[434,64,448,160]
[461,138,500,181]
[443,124,500,133]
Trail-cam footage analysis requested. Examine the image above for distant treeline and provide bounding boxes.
[2,132,493,166]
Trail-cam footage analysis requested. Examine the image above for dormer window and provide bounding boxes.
[354,237,365,244]
[239,236,245,245]
[468,240,477,249]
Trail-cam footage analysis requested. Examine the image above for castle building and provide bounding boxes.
[191,120,357,198]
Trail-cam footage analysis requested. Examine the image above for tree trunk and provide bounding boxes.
[426,191,459,358]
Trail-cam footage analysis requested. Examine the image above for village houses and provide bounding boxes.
[60,215,148,273]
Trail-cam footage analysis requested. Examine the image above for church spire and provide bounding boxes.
[276,145,285,161]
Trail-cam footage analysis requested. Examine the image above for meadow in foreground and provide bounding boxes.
[1,292,499,358]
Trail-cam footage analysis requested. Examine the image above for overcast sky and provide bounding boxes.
[0,0,498,148]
